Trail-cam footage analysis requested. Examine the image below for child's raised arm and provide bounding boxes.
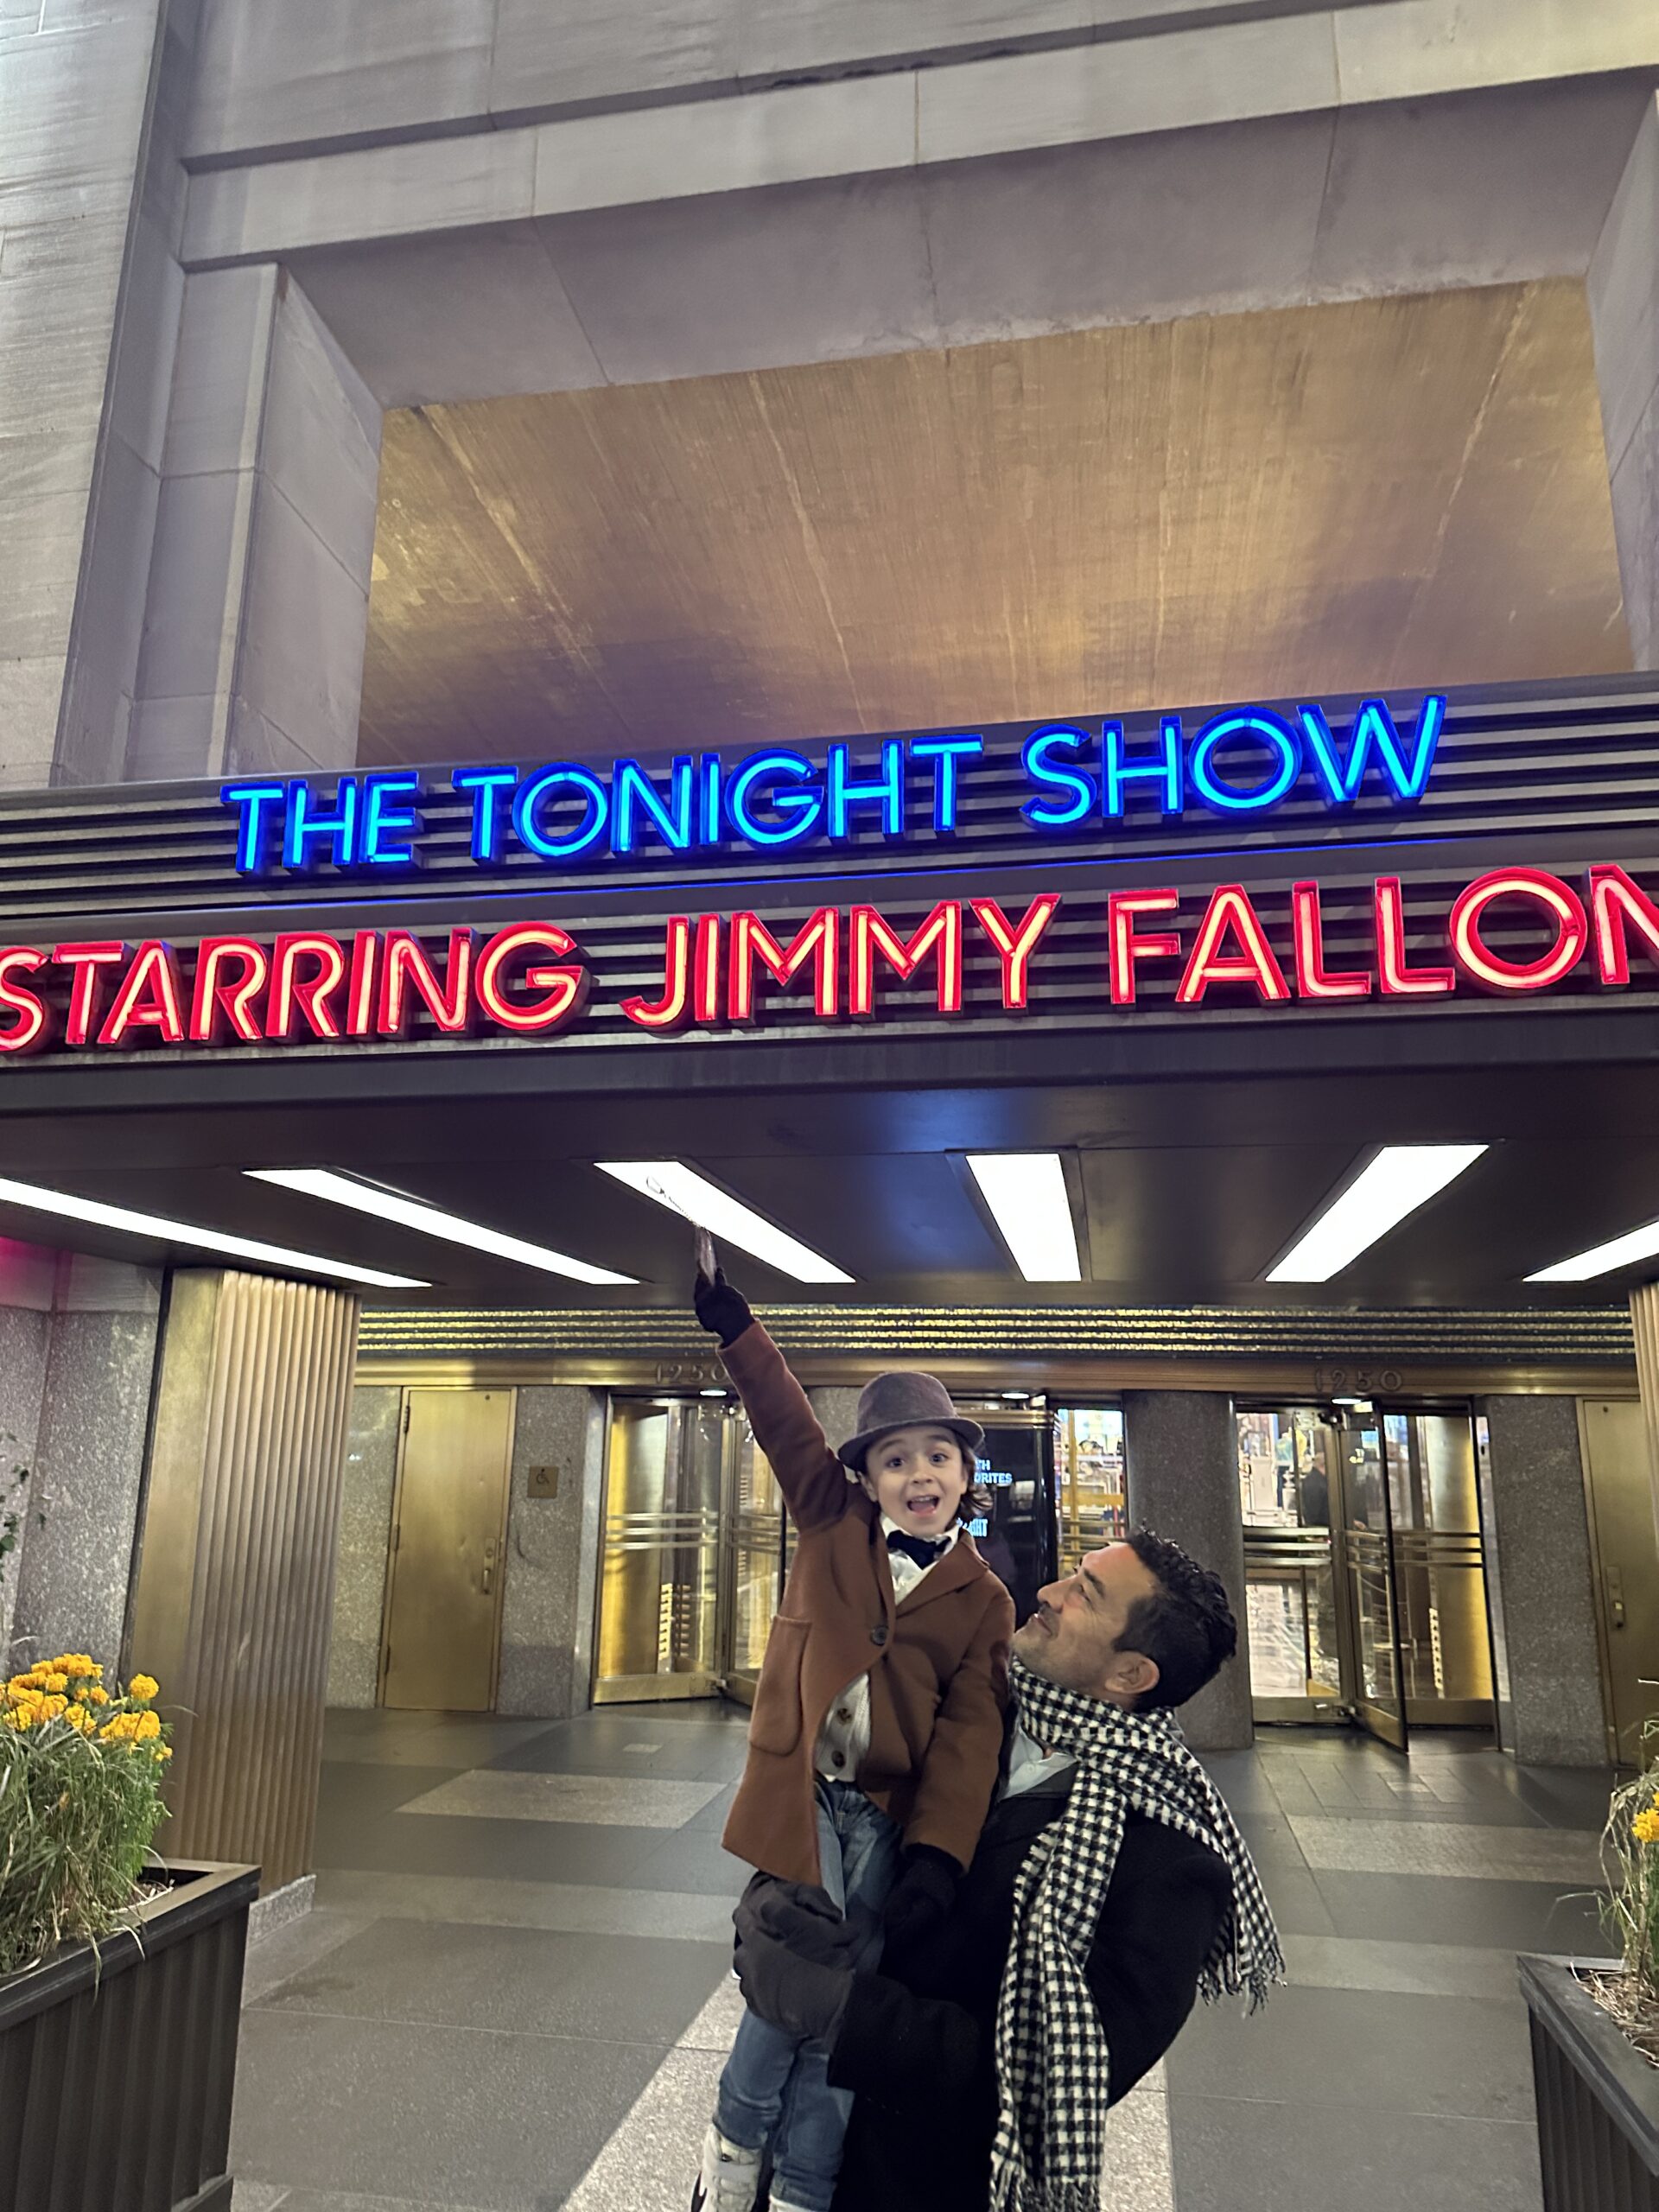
[695,1271,852,1535]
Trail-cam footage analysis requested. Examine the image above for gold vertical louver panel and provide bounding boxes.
[127,1269,360,1891]
[1627,1285,1659,1554]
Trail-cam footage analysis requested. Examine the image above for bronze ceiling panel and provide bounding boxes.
[359,278,1627,769]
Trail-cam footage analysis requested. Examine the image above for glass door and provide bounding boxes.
[1238,1405,1408,1749]
[1332,1412,1408,1751]
[1381,1411,1495,1729]
[594,1397,785,1705]
[1054,1407,1128,1573]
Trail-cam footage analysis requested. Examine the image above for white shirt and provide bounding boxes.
[814,1517,961,1783]
[1002,1718,1077,1800]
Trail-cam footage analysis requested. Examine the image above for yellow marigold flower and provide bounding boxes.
[153,1745,173,1762]
[6,1707,34,1730]
[41,1673,67,1694]
[65,1704,89,1731]
[128,1674,159,1702]
[88,1686,110,1706]
[135,1710,161,1741]
[40,1694,67,1719]
[1634,1808,1659,1846]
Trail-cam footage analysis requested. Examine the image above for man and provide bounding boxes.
[733,1529,1282,2212]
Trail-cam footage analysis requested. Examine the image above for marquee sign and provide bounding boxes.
[219,695,1447,876]
[3,861,1656,1058]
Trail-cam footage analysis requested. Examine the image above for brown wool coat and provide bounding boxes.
[720,1322,1015,1889]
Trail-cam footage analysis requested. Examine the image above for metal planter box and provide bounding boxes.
[0,1860,258,2212]
[1520,1955,1659,2212]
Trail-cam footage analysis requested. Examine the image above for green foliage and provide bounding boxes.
[1600,1710,1659,2003]
[0,1663,172,1979]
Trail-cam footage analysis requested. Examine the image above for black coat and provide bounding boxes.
[825,1762,1233,2212]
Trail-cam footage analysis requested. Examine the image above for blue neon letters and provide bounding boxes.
[223,695,1446,874]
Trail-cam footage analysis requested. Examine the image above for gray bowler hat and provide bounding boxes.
[837,1371,984,1471]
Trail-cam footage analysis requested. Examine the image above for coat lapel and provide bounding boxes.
[894,1530,988,1614]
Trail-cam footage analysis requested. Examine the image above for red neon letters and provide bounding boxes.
[2,865,1656,1061]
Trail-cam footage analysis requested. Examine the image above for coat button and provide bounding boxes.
[831,1751,846,1768]
[870,1623,888,1646]
[836,1707,853,1723]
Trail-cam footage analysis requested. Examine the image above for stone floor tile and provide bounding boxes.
[1165,2092,1543,2212]
[251,1917,728,2045]
[1164,1984,1534,2123]
[1283,1933,1539,2000]
[312,1866,739,1942]
[561,2047,727,2212]
[232,2009,664,2210]
[1310,1869,1608,1952]
[397,1770,728,1827]
[1287,1815,1602,1883]
[676,1971,746,2050]
[230,2186,291,2211]
[314,1806,671,1885]
[321,1712,559,1768]
[242,1906,375,2007]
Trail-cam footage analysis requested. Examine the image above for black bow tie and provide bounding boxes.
[887,1528,949,1570]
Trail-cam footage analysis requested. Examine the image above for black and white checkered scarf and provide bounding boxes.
[989,1658,1284,2212]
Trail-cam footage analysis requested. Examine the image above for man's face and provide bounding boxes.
[1013,1541,1162,1706]
[859,1425,969,1536]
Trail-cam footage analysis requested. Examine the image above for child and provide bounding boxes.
[691,1268,1015,2212]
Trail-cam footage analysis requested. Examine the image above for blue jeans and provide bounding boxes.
[715,1779,899,2212]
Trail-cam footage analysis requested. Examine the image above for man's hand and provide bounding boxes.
[882,1845,960,1950]
[733,1879,863,2044]
[694,1267,753,1346]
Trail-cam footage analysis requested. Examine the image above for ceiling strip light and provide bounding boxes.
[965,1154,1082,1282]
[594,1161,853,1283]
[246,1168,634,1286]
[1526,1221,1659,1284]
[1266,1144,1487,1283]
[0,1173,427,1290]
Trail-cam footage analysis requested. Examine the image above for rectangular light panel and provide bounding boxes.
[0,1174,427,1290]
[1266,1144,1487,1283]
[965,1154,1082,1282]
[594,1161,852,1283]
[246,1168,634,1285]
[1526,1219,1659,1284]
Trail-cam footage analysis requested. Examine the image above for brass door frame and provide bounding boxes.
[1578,1395,1654,1766]
[591,1395,724,1706]
[378,1384,516,1711]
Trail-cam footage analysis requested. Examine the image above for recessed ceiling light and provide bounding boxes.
[1266,1145,1487,1283]
[0,1173,427,1290]
[965,1154,1082,1282]
[245,1168,634,1285]
[1525,1218,1659,1284]
[594,1161,852,1284]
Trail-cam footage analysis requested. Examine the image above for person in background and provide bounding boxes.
[690,1268,1016,2212]
[732,1530,1284,2212]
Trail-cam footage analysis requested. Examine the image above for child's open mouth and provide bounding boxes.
[905,1488,944,1518]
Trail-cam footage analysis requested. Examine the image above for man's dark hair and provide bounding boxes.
[1116,1527,1238,1712]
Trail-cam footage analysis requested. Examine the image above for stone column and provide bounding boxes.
[0,0,168,789]
[1122,1390,1251,1751]
[7,1255,162,1674]
[325,1384,401,1709]
[1626,1283,1659,1546]
[1589,92,1659,669]
[1478,1396,1607,1767]
[498,1386,607,1718]
[126,1269,359,1891]
[127,260,382,779]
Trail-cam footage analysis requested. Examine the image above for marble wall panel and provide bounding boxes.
[9,1290,162,1678]
[0,1306,51,1662]
[1481,1395,1608,1767]
[498,1387,606,1718]
[327,1385,400,1708]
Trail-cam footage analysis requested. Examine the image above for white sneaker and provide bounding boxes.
[690,2123,762,2212]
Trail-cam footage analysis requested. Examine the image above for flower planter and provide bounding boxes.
[0,1859,258,2212]
[1520,1955,1659,2212]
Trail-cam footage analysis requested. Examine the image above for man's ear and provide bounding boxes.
[1103,1649,1160,1704]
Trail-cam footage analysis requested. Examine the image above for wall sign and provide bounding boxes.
[2,861,1655,1058]
[219,695,1446,877]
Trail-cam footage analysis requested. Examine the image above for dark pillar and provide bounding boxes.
[1122,1389,1251,1751]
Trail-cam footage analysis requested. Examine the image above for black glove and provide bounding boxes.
[882,1844,961,1950]
[733,1882,862,2044]
[694,1267,753,1347]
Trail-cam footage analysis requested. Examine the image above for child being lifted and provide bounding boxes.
[690,1266,1015,2212]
